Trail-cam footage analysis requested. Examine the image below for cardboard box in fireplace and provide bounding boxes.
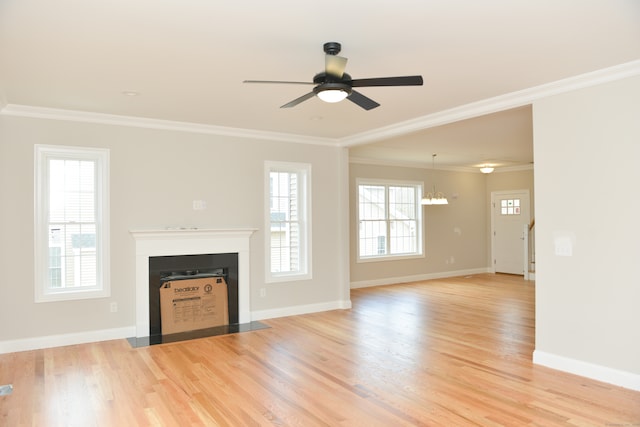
[160,276,229,335]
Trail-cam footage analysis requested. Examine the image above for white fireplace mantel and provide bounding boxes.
[130,228,256,337]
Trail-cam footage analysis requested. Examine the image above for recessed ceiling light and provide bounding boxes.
[121,91,140,97]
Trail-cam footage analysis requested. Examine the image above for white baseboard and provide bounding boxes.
[1,300,354,353]
[533,350,640,391]
[350,267,491,289]
[0,326,136,355]
[251,299,352,321]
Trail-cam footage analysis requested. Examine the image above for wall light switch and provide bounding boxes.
[192,200,207,210]
[554,236,573,256]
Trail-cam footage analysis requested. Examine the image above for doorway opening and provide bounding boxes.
[491,190,531,276]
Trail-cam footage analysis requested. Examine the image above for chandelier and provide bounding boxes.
[421,154,448,205]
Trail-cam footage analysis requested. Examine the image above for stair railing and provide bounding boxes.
[524,219,535,280]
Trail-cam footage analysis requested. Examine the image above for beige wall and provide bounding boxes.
[533,74,640,379]
[0,115,350,344]
[349,162,488,286]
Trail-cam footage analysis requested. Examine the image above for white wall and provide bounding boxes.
[0,115,350,350]
[533,75,640,389]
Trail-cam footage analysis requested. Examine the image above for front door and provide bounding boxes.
[491,190,530,275]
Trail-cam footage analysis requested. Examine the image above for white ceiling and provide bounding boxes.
[1,0,639,170]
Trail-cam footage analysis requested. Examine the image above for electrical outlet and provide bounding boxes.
[110,302,118,313]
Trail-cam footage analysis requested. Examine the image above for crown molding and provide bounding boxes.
[0,104,340,147]
[492,164,534,173]
[2,60,638,149]
[349,156,481,173]
[339,59,640,147]
[349,156,534,173]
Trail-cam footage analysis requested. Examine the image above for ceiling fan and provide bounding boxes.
[244,42,423,110]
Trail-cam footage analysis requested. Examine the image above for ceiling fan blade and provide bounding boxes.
[280,92,316,108]
[243,80,314,85]
[325,55,348,78]
[347,90,380,110]
[350,75,423,87]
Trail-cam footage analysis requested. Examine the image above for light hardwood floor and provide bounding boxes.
[1,274,639,426]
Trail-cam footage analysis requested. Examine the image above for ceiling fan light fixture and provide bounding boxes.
[317,89,349,103]
[314,83,351,103]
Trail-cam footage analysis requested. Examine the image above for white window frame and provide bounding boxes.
[34,145,110,302]
[264,161,312,283]
[357,179,424,263]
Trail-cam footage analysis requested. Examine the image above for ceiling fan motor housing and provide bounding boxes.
[313,72,352,84]
[323,42,341,55]
[313,71,353,97]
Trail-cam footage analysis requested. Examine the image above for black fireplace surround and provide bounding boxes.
[148,253,239,337]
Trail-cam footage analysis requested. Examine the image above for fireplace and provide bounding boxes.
[149,253,239,336]
[130,228,255,339]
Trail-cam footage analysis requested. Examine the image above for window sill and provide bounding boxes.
[35,288,110,303]
[265,272,312,284]
[357,253,425,264]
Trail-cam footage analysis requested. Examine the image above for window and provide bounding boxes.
[35,145,110,302]
[265,161,311,282]
[357,180,423,261]
[500,198,521,215]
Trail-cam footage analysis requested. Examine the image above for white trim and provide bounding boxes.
[251,300,352,321]
[341,60,640,147]
[490,189,530,275]
[349,156,535,173]
[523,223,530,281]
[492,164,535,173]
[356,178,424,262]
[350,268,491,289]
[350,156,481,172]
[264,161,312,283]
[0,326,135,355]
[130,228,256,337]
[357,253,425,264]
[34,144,111,302]
[1,104,337,147]
[337,147,352,306]
[533,350,640,392]
[2,61,638,148]
[349,157,533,174]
